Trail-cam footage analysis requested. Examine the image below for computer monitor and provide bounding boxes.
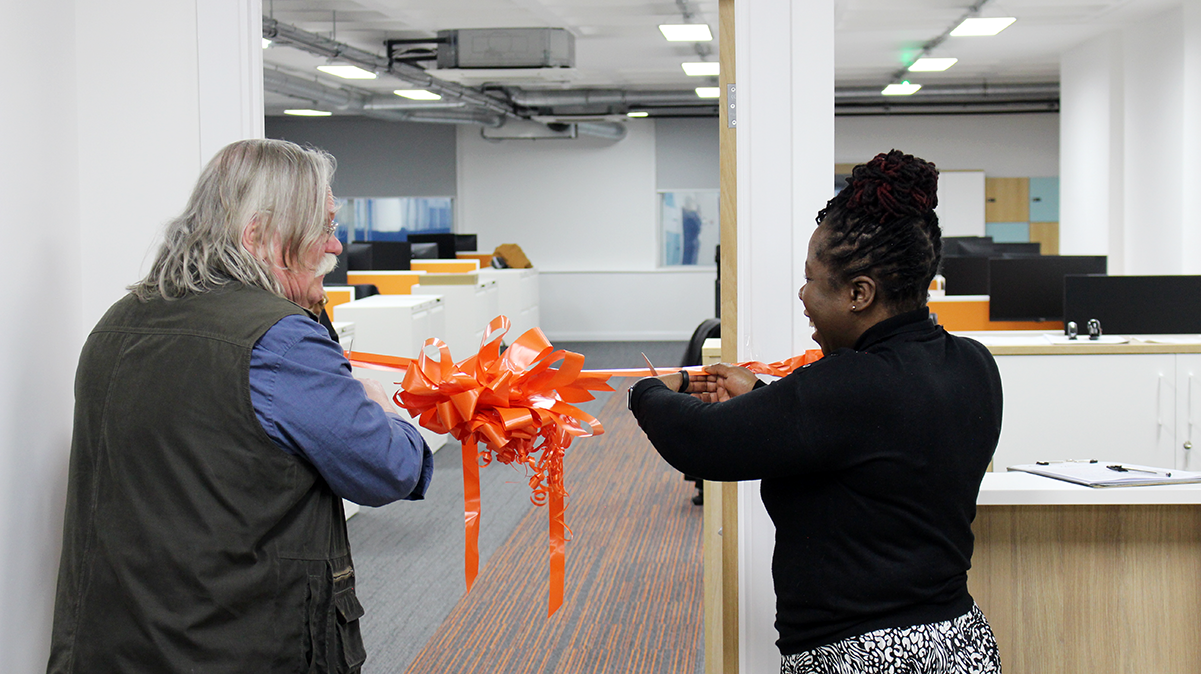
[346,243,374,271]
[367,242,411,270]
[344,242,412,270]
[1065,275,1201,334]
[988,256,1108,322]
[406,233,457,259]
[942,236,995,258]
[409,242,439,259]
[990,242,1042,258]
[940,256,990,296]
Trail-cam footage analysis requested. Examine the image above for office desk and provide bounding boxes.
[970,473,1201,673]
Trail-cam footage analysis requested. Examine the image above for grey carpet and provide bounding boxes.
[349,341,686,672]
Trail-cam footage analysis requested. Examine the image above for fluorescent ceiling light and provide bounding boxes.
[318,65,377,80]
[950,17,1016,36]
[908,57,958,72]
[284,109,332,116]
[627,111,649,118]
[395,89,442,100]
[695,87,721,99]
[882,82,922,96]
[682,62,720,77]
[262,38,271,49]
[659,24,713,42]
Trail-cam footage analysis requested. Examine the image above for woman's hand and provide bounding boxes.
[694,363,758,402]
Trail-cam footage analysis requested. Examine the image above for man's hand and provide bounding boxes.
[692,363,758,402]
[359,378,397,413]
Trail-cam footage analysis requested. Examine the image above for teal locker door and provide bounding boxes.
[1029,177,1059,222]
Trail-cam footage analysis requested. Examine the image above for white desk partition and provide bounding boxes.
[333,294,448,453]
[412,274,500,359]
[332,294,445,358]
[478,267,540,339]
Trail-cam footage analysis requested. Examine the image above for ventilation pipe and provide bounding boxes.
[263,17,517,120]
[263,69,504,127]
[507,88,712,108]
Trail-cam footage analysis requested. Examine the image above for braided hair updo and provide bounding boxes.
[815,150,941,312]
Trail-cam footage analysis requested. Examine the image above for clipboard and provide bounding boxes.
[1008,461,1201,488]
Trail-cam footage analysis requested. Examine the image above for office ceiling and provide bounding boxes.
[262,0,1181,117]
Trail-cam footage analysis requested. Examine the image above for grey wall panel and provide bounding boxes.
[654,117,719,190]
[265,116,457,197]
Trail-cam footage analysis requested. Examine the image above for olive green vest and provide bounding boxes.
[49,286,366,674]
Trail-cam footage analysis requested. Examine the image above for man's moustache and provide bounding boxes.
[315,253,338,276]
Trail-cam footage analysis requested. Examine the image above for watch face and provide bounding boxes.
[626,386,634,411]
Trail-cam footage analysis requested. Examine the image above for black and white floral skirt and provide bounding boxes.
[780,604,1000,674]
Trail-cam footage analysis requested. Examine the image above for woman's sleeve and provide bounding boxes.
[250,314,434,507]
[628,364,844,481]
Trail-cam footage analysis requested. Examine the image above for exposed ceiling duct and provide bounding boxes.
[262,17,516,121]
[833,82,1059,116]
[505,88,715,109]
[263,68,505,127]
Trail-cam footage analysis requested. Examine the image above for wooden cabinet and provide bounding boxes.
[985,177,1029,222]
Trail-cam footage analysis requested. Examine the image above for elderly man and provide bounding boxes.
[48,139,432,674]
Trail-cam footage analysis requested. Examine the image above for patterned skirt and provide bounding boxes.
[780,604,1001,674]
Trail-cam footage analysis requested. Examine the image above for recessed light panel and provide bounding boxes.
[284,109,332,116]
[627,111,649,118]
[908,57,958,72]
[318,65,378,80]
[682,62,720,77]
[659,24,713,42]
[882,82,922,96]
[950,17,1016,36]
[395,89,442,100]
[695,87,721,99]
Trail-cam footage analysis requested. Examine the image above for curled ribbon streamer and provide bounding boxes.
[346,320,822,616]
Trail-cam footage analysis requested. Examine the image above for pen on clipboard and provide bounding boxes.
[1107,464,1172,477]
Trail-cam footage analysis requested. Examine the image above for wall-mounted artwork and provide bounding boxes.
[337,196,454,242]
[659,190,719,267]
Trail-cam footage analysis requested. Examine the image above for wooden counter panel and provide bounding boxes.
[970,505,1201,673]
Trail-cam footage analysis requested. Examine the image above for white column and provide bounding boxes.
[0,0,262,670]
[1121,6,1185,275]
[1183,0,1201,273]
[1059,33,1123,261]
[735,0,834,672]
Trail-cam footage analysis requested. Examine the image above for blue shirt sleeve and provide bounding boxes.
[249,314,434,507]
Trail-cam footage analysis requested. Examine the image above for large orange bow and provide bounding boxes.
[351,316,611,616]
[347,318,822,616]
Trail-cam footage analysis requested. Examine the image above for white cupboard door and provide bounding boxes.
[1175,354,1201,470]
[993,354,1177,469]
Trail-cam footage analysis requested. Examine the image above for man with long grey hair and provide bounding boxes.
[48,138,432,674]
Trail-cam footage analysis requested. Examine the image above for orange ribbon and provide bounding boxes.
[346,319,822,616]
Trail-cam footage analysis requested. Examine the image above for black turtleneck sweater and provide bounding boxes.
[629,308,1002,654]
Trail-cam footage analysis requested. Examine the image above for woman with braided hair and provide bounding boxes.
[630,150,1003,672]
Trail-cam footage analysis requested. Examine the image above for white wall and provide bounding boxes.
[457,119,715,340]
[1060,5,1201,275]
[735,0,834,670]
[836,113,1060,176]
[0,0,262,670]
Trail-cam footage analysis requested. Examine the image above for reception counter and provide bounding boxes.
[969,472,1201,673]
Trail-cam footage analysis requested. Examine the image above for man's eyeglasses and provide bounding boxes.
[322,220,339,237]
